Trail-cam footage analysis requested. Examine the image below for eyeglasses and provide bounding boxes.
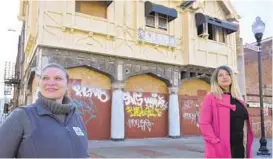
[217,73,230,78]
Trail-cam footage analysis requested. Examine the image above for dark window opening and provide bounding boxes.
[181,71,188,79]
[190,72,196,77]
[197,25,203,36]
[208,23,215,40]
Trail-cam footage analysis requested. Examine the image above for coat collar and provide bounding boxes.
[35,99,53,116]
[217,94,236,111]
[34,93,75,116]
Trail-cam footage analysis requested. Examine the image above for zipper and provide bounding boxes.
[48,114,75,157]
[65,126,75,157]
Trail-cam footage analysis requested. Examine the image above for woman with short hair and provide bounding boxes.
[199,65,254,158]
[0,63,89,158]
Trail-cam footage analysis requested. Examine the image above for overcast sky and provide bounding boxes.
[0,0,272,98]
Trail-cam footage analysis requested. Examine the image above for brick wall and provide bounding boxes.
[244,38,272,105]
[247,108,272,138]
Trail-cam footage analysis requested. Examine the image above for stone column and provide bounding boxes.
[110,81,125,141]
[168,86,180,138]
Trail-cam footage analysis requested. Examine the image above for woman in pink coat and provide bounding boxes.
[199,65,254,158]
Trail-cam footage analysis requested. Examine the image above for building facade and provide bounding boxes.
[15,0,241,140]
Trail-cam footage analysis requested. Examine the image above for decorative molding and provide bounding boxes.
[40,46,180,87]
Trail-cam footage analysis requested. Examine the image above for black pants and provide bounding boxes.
[230,132,245,158]
[231,144,245,158]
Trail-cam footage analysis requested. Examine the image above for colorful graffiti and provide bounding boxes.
[126,106,165,118]
[68,79,112,140]
[71,98,97,124]
[124,92,168,133]
[70,80,111,124]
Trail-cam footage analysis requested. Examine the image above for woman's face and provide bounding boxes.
[217,69,232,90]
[39,67,68,100]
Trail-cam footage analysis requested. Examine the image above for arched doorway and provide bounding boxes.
[124,74,169,138]
[179,79,210,136]
[67,67,112,140]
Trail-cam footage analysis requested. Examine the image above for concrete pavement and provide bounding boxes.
[88,136,272,158]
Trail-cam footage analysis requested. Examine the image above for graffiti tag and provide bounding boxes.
[71,98,97,124]
[124,92,168,109]
[182,99,196,110]
[72,82,110,102]
[126,106,165,117]
[127,119,154,132]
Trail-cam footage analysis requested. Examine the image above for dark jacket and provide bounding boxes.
[0,96,89,158]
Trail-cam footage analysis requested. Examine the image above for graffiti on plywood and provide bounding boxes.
[72,81,110,102]
[124,92,168,118]
[124,92,168,132]
[127,118,154,132]
[71,98,97,124]
[124,92,168,109]
[69,79,111,125]
[181,98,200,128]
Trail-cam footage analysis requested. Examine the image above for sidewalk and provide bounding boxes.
[88,136,272,158]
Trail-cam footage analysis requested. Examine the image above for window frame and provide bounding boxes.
[197,22,227,44]
[145,12,168,31]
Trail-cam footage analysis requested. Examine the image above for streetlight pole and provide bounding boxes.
[252,16,271,156]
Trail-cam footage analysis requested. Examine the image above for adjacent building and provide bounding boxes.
[244,37,272,138]
[14,0,241,140]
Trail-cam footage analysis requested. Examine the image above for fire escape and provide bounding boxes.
[3,61,20,113]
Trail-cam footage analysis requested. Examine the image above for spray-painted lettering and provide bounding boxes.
[72,81,110,102]
[127,119,154,132]
[182,99,196,110]
[124,92,168,109]
[126,106,165,117]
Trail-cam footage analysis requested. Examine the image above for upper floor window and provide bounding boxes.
[145,1,177,31]
[195,13,238,44]
[75,1,113,19]
[145,13,168,30]
[207,24,226,43]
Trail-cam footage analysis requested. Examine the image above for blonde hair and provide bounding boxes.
[210,65,242,100]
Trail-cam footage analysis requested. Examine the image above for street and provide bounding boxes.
[88,136,272,158]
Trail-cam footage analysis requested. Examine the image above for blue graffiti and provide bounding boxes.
[71,98,97,124]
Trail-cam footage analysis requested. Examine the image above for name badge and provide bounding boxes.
[73,127,84,136]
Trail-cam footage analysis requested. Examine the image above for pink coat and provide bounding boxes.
[199,93,254,158]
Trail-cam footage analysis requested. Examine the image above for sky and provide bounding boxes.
[0,0,272,98]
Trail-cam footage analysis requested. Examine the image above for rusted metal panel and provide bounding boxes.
[124,92,168,138]
[68,79,111,140]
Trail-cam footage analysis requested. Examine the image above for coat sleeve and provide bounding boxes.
[0,108,25,157]
[199,94,219,144]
